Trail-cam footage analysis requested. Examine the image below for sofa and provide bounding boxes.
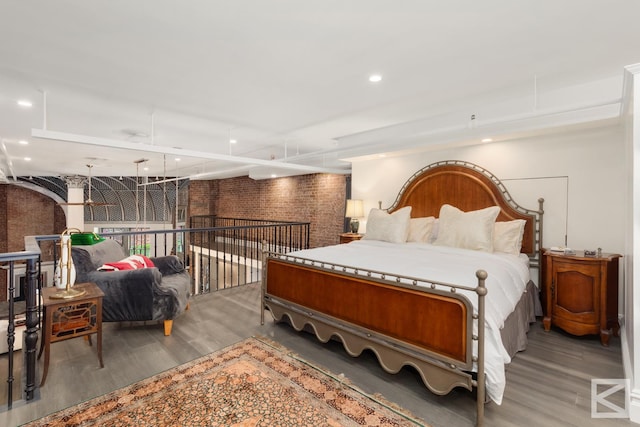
[70,239,190,335]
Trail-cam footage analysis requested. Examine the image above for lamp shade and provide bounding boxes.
[345,199,364,218]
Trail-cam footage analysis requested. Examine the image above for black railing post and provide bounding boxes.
[24,257,39,401]
[6,262,15,408]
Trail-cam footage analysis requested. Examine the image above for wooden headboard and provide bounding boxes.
[387,161,544,259]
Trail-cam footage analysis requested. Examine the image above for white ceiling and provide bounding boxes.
[1,1,639,181]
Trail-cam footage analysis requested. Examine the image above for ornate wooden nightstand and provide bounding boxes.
[38,282,104,386]
[542,250,621,346]
[339,233,363,244]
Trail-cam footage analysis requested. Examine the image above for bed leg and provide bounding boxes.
[477,385,485,427]
[476,269,488,427]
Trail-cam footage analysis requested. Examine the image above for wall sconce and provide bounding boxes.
[345,199,364,234]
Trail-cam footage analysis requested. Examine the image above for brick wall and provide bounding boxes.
[187,180,215,218]
[0,185,7,253]
[190,174,348,248]
[0,184,66,299]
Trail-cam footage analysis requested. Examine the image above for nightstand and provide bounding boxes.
[542,250,621,346]
[339,233,363,244]
[38,282,104,386]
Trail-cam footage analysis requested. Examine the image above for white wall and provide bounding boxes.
[625,64,640,424]
[352,123,626,256]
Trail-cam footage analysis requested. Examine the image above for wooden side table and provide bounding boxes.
[542,250,621,346]
[339,233,363,244]
[38,282,104,386]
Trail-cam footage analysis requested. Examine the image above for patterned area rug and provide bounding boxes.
[24,337,427,426]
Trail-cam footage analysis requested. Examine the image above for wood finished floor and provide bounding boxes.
[0,282,631,427]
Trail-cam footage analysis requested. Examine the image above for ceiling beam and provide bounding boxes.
[31,128,350,176]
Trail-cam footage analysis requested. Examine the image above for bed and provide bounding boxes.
[261,160,544,426]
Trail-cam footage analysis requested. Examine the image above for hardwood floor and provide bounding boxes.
[0,282,632,427]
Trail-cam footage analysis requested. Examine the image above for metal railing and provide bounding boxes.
[0,236,42,411]
[189,217,309,293]
[0,218,309,410]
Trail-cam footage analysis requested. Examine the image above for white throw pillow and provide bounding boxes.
[362,206,412,244]
[433,204,500,252]
[493,219,526,255]
[429,219,439,243]
[407,216,436,243]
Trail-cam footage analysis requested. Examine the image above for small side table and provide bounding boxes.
[542,250,621,346]
[38,282,104,386]
[339,233,363,244]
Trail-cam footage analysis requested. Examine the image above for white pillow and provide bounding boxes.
[493,219,526,255]
[433,204,500,252]
[362,206,412,244]
[407,216,436,243]
[429,219,439,243]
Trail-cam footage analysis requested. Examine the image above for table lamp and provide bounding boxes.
[51,228,86,299]
[345,199,364,234]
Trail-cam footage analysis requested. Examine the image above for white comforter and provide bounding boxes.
[287,240,531,404]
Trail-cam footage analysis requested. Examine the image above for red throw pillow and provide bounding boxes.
[98,255,155,271]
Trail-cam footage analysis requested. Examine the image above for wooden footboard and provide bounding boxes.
[262,254,488,426]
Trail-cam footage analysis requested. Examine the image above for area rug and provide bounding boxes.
[23,336,427,426]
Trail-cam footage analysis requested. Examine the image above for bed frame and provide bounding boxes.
[261,160,544,426]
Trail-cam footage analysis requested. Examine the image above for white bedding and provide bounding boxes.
[286,239,531,405]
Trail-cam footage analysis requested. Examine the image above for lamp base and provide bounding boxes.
[349,218,360,234]
[49,287,86,300]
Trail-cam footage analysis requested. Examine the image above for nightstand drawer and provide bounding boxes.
[339,233,363,244]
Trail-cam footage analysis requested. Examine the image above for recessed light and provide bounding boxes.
[271,174,277,178]
[143,167,149,171]
[368,74,382,83]
[481,138,493,143]
[17,100,33,108]
[24,157,31,161]
[378,153,386,158]
[175,158,181,162]
[18,140,29,145]
[229,139,237,144]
